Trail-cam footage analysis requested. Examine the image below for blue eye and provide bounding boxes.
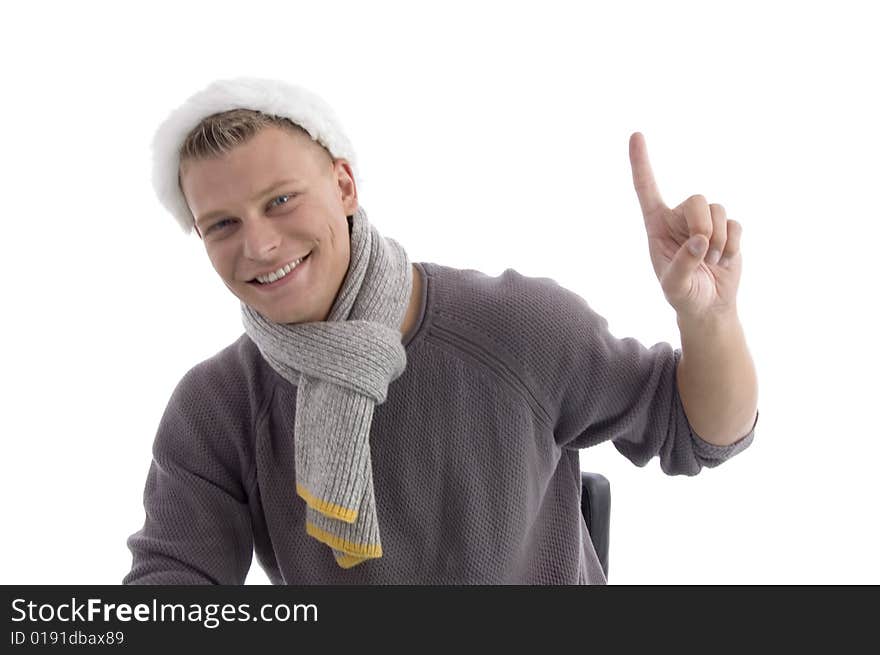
[207,218,234,233]
[270,193,295,208]
[206,194,297,234]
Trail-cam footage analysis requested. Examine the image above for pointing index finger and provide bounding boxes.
[629,131,666,217]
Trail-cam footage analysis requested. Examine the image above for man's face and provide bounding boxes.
[180,125,357,324]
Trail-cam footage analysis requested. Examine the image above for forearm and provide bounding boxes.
[675,310,758,446]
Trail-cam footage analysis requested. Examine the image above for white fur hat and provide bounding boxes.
[151,76,360,235]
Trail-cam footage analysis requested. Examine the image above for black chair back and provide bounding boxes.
[580,472,610,579]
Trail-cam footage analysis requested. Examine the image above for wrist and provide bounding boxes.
[677,306,739,333]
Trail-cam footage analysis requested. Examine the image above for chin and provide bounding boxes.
[232,282,317,324]
[270,311,303,325]
[251,301,307,325]
[254,306,294,324]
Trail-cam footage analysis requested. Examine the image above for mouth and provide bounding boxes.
[246,251,312,290]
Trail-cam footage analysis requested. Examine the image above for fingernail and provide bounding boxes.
[688,237,706,256]
[707,249,721,265]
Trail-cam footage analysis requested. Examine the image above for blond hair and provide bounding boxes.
[177,108,334,188]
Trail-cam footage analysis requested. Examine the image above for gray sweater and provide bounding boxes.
[123,261,757,585]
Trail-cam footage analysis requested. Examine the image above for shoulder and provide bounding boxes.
[179,332,261,390]
[419,261,600,419]
[169,332,273,432]
[420,261,597,342]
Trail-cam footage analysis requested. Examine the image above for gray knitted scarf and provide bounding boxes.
[240,205,411,568]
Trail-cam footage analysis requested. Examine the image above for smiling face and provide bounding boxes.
[179,125,358,324]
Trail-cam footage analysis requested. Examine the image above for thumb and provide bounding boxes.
[662,235,708,299]
[686,234,709,259]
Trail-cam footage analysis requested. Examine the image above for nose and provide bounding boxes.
[242,216,281,261]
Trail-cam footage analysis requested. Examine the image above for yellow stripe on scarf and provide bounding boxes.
[296,483,358,523]
[334,553,370,569]
[305,521,383,559]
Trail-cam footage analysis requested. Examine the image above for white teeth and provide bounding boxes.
[255,256,306,284]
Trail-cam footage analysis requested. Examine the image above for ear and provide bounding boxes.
[332,158,358,215]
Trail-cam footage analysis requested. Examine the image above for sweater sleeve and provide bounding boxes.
[548,284,757,475]
[122,364,255,584]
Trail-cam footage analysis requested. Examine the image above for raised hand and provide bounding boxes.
[628,132,743,321]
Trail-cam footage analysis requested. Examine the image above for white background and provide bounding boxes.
[2,0,877,585]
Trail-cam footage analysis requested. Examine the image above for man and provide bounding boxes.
[123,77,758,585]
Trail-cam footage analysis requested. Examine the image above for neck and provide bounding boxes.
[399,263,421,337]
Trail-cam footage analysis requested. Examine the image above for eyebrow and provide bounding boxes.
[195,178,303,226]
